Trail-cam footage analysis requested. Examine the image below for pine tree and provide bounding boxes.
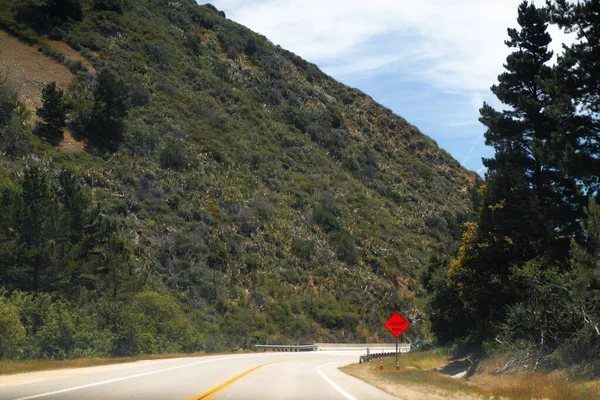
[550,0,600,195]
[448,2,573,341]
[91,69,129,151]
[36,82,68,145]
[17,165,62,292]
[480,1,579,250]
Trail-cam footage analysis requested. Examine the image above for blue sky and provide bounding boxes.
[202,0,571,175]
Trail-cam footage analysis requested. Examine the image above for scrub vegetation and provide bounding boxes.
[420,0,600,388]
[342,349,600,400]
[0,0,476,360]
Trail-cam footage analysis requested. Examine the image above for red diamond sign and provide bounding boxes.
[384,311,410,338]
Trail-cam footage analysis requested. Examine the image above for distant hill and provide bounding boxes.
[0,0,477,357]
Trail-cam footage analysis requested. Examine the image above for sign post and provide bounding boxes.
[384,311,410,370]
[396,336,398,367]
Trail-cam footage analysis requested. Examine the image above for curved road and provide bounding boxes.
[0,351,399,400]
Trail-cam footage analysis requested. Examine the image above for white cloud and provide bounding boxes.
[203,0,574,171]
[447,120,480,128]
[206,0,574,93]
[207,1,525,93]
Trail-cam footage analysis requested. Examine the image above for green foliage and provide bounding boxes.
[421,256,472,345]
[132,292,193,354]
[0,76,29,156]
[14,0,83,32]
[501,260,576,350]
[65,72,94,137]
[567,197,600,363]
[0,0,479,360]
[159,141,186,170]
[0,294,25,358]
[89,69,130,150]
[0,289,200,359]
[130,82,150,107]
[92,0,123,13]
[332,231,358,265]
[36,82,68,145]
[436,1,600,373]
[0,75,18,127]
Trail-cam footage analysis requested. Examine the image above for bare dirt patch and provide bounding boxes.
[0,30,72,111]
[60,129,86,152]
[0,29,87,151]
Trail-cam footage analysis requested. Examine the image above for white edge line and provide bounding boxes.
[12,354,257,400]
[316,361,358,400]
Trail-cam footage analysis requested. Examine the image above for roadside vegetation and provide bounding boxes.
[417,0,600,393]
[342,348,600,400]
[0,0,476,362]
[0,352,219,376]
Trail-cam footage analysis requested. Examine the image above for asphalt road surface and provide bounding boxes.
[0,351,399,400]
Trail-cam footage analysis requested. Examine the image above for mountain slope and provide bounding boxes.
[0,0,477,355]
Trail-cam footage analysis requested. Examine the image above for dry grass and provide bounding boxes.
[392,347,450,370]
[470,358,600,400]
[342,357,485,400]
[341,350,600,400]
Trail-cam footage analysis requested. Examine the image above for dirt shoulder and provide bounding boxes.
[340,351,600,400]
[341,357,484,400]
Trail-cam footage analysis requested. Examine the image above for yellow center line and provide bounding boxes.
[191,360,288,400]
[188,356,334,400]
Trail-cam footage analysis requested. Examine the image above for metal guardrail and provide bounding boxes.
[317,343,411,351]
[252,344,318,352]
[252,343,411,353]
[360,351,397,363]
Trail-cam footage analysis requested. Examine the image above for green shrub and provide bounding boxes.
[0,80,29,155]
[0,77,18,127]
[65,72,94,137]
[291,238,314,261]
[124,120,159,157]
[93,0,123,13]
[0,296,25,358]
[132,291,192,354]
[130,82,150,107]
[159,141,186,170]
[333,231,358,265]
[64,59,87,74]
[313,204,340,233]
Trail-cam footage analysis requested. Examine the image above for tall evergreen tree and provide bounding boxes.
[36,82,68,145]
[91,69,129,151]
[16,165,62,292]
[448,2,574,341]
[481,1,579,252]
[550,0,600,195]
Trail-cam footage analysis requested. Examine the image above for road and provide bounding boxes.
[0,351,399,400]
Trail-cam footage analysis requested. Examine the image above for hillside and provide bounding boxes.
[0,0,477,357]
